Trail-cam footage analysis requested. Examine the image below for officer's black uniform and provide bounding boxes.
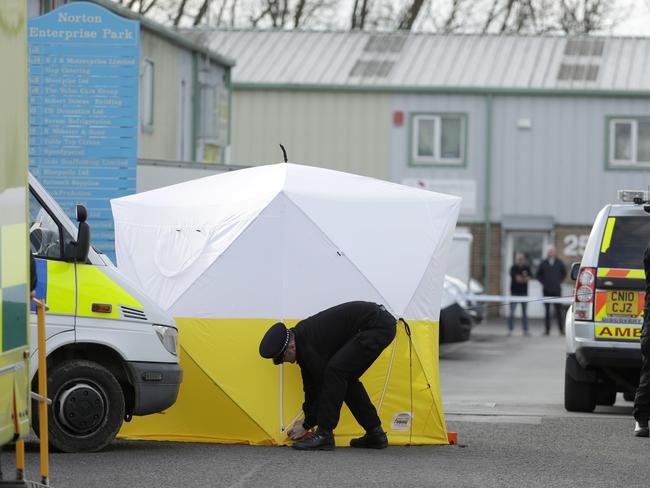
[260,301,396,449]
[633,244,650,433]
[293,301,396,432]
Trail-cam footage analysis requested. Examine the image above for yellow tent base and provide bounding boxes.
[119,318,448,446]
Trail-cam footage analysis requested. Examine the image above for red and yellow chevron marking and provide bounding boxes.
[594,291,608,322]
[597,268,645,279]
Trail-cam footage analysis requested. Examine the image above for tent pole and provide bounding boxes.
[279,363,285,433]
[377,332,398,414]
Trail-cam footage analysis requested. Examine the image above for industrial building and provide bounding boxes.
[196,30,650,307]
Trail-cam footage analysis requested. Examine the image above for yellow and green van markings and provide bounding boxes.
[1,223,28,352]
[600,217,616,254]
[32,258,75,316]
[76,264,141,319]
[33,261,142,320]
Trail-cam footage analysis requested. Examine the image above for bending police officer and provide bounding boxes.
[259,301,396,450]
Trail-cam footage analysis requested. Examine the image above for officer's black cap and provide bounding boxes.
[259,322,290,365]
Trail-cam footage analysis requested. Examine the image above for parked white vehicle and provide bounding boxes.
[28,174,182,452]
[564,190,650,412]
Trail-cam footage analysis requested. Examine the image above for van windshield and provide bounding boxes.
[599,217,650,269]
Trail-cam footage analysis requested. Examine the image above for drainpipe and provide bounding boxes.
[226,68,232,164]
[483,94,493,293]
[191,53,199,162]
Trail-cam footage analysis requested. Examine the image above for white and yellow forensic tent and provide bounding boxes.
[111,163,460,446]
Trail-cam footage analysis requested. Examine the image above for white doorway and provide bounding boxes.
[502,231,551,319]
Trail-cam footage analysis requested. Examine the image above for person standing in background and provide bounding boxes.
[536,246,567,335]
[508,253,531,336]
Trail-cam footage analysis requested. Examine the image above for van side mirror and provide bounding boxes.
[65,204,90,262]
[570,262,581,281]
[76,204,87,223]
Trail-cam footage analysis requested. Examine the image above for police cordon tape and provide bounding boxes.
[461,294,574,314]
[464,294,573,304]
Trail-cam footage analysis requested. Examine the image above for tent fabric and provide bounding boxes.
[112,163,460,445]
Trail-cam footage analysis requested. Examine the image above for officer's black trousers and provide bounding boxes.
[634,336,650,421]
[317,312,397,432]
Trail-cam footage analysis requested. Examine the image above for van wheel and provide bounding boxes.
[564,367,596,412]
[624,391,636,402]
[33,360,125,452]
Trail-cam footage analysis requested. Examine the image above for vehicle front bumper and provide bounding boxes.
[127,361,183,416]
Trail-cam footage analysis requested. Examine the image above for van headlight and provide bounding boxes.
[153,325,178,356]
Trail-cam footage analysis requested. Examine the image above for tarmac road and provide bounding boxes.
[7,320,648,488]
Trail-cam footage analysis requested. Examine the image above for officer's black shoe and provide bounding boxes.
[292,429,335,451]
[350,426,388,449]
[634,419,649,437]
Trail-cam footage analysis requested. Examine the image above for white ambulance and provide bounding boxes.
[565,190,649,412]
[29,173,181,451]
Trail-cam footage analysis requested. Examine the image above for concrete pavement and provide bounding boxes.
[5,319,647,488]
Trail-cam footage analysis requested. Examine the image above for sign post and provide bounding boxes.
[28,2,139,262]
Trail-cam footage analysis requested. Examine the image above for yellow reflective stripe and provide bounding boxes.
[596,268,645,278]
[46,261,75,315]
[600,217,616,254]
[76,265,141,319]
[1,223,27,288]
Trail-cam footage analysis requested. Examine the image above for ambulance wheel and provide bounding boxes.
[33,360,125,452]
[564,368,596,412]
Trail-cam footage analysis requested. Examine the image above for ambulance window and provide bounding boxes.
[29,191,63,259]
[598,217,650,269]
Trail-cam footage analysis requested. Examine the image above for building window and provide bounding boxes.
[609,118,650,168]
[39,0,67,14]
[199,81,220,163]
[411,114,465,165]
[140,59,154,131]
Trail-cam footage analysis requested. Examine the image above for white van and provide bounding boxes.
[28,173,181,452]
[565,190,649,412]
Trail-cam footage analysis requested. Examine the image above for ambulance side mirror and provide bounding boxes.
[570,262,580,281]
[70,204,90,263]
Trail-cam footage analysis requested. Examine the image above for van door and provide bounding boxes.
[29,189,76,355]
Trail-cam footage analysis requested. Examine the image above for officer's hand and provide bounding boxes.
[288,423,308,440]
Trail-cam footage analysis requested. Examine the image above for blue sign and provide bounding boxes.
[28,2,139,263]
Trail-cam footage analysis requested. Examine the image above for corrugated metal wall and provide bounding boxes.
[391,93,650,226]
[492,95,650,225]
[231,90,391,178]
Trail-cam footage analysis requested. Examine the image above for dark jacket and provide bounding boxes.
[536,257,567,296]
[510,264,531,296]
[292,301,389,428]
